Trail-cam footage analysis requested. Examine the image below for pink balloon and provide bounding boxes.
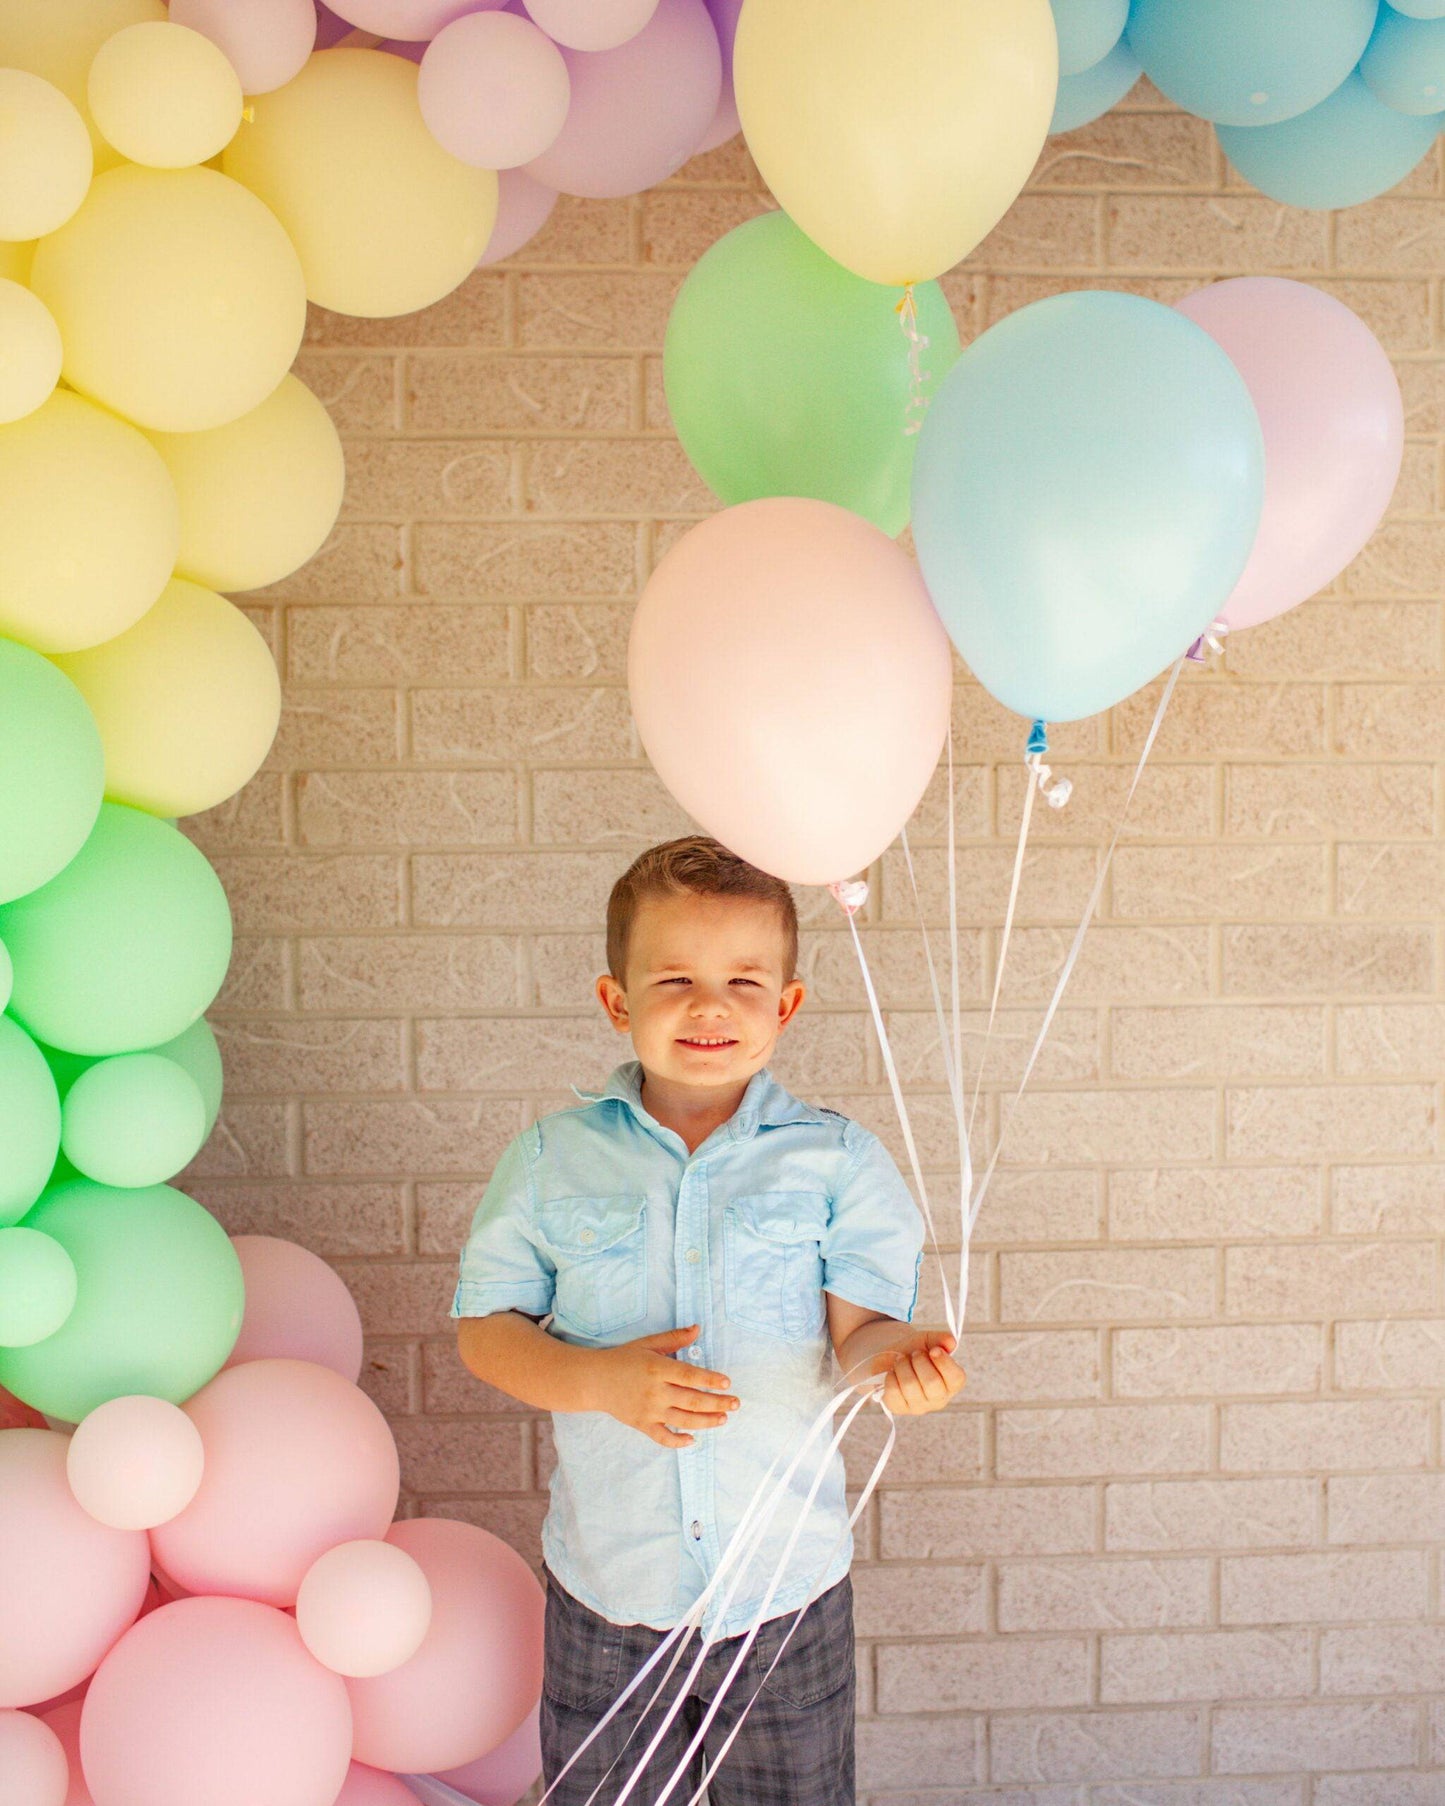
[325,0,503,36]
[66,1396,205,1531]
[434,1703,542,1806]
[1175,277,1404,634]
[0,1710,68,1806]
[335,1763,422,1806]
[630,498,953,886]
[524,0,721,198]
[478,168,557,264]
[80,1597,353,1806]
[0,1430,149,1709]
[420,12,570,168]
[296,1539,432,1678]
[170,0,318,94]
[149,1359,399,1607]
[225,1235,364,1382]
[524,0,659,51]
[346,1519,543,1774]
[695,0,742,151]
[38,1702,90,1806]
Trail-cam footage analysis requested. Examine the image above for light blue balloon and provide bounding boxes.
[1362,4,1445,111]
[1394,0,1445,15]
[1128,0,1379,125]
[1218,72,1442,208]
[910,292,1264,726]
[1051,39,1142,132]
[1051,0,1129,76]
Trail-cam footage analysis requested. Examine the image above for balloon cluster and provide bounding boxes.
[1052,0,1445,212]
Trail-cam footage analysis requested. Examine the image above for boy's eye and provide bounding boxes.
[660,976,690,986]
[729,978,759,987]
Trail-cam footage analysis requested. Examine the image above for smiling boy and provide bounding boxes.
[452,836,965,1805]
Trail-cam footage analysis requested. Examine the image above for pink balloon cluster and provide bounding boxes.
[0,1235,543,1806]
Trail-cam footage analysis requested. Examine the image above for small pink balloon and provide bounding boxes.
[524,0,659,51]
[296,1538,432,1678]
[478,168,557,264]
[37,1701,90,1806]
[0,1431,149,1709]
[695,0,742,151]
[525,0,721,198]
[226,1235,364,1382]
[629,498,954,886]
[434,1703,541,1806]
[67,1396,205,1532]
[1175,277,1404,634]
[170,0,318,94]
[325,0,503,36]
[335,1763,422,1806]
[0,1710,68,1806]
[148,1359,399,1608]
[80,1597,352,1806]
[420,12,570,168]
[346,1519,543,1774]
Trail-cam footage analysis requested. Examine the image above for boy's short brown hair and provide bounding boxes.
[606,836,799,983]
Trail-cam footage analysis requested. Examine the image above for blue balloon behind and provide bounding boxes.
[1127,0,1379,125]
[910,292,1265,725]
[1218,71,1442,209]
[1050,39,1141,133]
[1051,0,1129,76]
[1361,5,1445,112]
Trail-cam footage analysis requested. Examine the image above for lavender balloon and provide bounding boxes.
[696,0,743,151]
[478,169,558,264]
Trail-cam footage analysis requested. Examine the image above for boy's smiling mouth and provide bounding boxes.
[677,1035,738,1048]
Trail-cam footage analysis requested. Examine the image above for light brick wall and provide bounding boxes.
[185,86,1445,1799]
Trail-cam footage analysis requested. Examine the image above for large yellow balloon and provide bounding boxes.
[145,374,345,595]
[29,164,307,432]
[88,21,244,169]
[223,49,497,319]
[0,279,61,423]
[0,69,92,239]
[0,390,179,654]
[53,577,282,820]
[734,0,1058,285]
[0,0,167,172]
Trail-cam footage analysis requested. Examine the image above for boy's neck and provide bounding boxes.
[638,1067,754,1154]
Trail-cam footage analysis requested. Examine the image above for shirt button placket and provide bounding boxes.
[675,1162,713,1576]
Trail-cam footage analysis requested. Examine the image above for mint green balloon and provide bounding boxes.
[62,1053,208,1189]
[0,803,232,1056]
[0,1179,243,1420]
[0,1226,76,1346]
[151,1017,223,1135]
[0,937,10,1014]
[0,637,104,906]
[0,1016,61,1228]
[663,210,961,536]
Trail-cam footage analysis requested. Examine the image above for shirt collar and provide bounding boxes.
[572,1062,827,1141]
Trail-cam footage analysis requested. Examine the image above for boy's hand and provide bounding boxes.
[589,1324,739,1448]
[870,1330,967,1417]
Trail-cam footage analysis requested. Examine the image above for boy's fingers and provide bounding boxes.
[643,1324,700,1353]
[909,1350,949,1402]
[650,1425,695,1448]
[657,1357,733,1394]
[892,1356,928,1413]
[666,1383,739,1415]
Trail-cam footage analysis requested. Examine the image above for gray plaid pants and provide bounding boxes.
[539,1572,856,1806]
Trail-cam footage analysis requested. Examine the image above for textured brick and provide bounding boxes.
[997,1406,1211,1480]
[1321,1625,1445,1696]
[1009,1089,1216,1165]
[1220,1552,1429,1625]
[954,1331,1101,1403]
[267,689,403,768]
[1107,194,1329,270]
[412,520,639,600]
[1224,601,1441,679]
[1338,1004,1445,1075]
[1222,927,1433,998]
[856,1718,984,1792]
[1108,1168,1323,1242]
[1220,1401,1431,1474]
[1338,842,1445,915]
[1212,1703,1417,1775]
[215,1016,407,1097]
[1225,1087,1435,1161]
[1335,1319,1445,1393]
[1327,1473,1445,1545]
[999,1249,1215,1325]
[1110,1005,1325,1080]
[876,1638,1090,1713]
[195,1182,405,1256]
[1110,843,1329,920]
[997,1557,1211,1631]
[298,934,520,1013]
[405,354,634,435]
[1331,1164,1445,1234]
[880,1487,1097,1561]
[298,771,519,848]
[989,1707,1203,1783]
[411,685,635,765]
[288,604,512,685]
[1101,1628,1312,1704]
[1224,1242,1438,1319]
[1223,765,1433,839]
[1114,1325,1322,1400]
[851,1564,987,1638]
[304,1099,524,1178]
[1105,1478,1318,1553]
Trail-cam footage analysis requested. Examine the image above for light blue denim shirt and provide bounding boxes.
[451,1061,923,1637]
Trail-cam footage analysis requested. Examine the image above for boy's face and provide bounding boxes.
[596,891,804,1092]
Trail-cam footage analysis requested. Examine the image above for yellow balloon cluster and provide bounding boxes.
[87,21,244,170]
[0,68,92,240]
[0,0,167,171]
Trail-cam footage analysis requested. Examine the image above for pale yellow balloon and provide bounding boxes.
[223,49,497,319]
[0,279,61,423]
[0,0,167,171]
[88,21,244,169]
[29,164,307,432]
[734,0,1058,285]
[0,68,92,239]
[0,389,179,654]
[145,374,345,594]
[53,577,282,819]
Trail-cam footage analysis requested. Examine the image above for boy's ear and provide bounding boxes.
[776,979,805,1031]
[596,973,630,1032]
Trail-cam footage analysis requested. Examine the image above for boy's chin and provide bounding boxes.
[647,1043,769,1087]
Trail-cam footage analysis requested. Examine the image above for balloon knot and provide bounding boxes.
[1186,618,1230,664]
[1026,719,1048,758]
[1025,723,1071,809]
[828,878,869,917]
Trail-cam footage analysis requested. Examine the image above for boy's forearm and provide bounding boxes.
[835,1315,946,1382]
[457,1310,604,1414]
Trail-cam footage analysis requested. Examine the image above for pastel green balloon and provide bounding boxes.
[0,1178,243,1420]
[0,801,232,1056]
[0,636,104,905]
[150,1016,222,1135]
[0,1225,76,1345]
[0,1015,61,1227]
[62,1052,207,1189]
[663,209,961,536]
[0,938,11,1014]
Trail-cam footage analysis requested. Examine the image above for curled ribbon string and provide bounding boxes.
[894,282,932,437]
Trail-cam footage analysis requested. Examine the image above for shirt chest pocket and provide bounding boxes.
[723,1191,829,1342]
[535,1195,648,1338]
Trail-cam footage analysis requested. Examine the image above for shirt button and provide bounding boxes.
[685,1248,701,1264]
[690,1520,703,1541]
[686,1347,702,1362]
[578,1227,595,1245]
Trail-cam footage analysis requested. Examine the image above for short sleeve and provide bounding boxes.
[822,1122,924,1322]
[450,1130,556,1321]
